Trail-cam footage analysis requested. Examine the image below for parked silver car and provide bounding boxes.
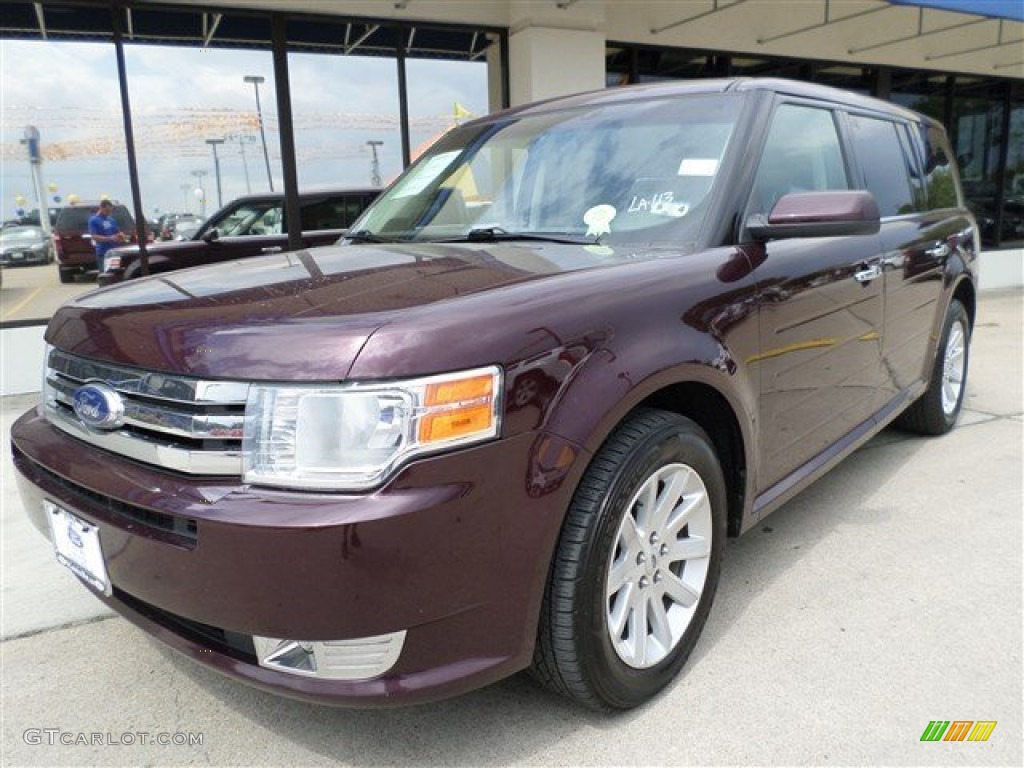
[0,225,53,267]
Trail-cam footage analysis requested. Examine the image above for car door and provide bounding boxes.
[748,101,886,491]
[845,117,971,408]
[206,200,289,261]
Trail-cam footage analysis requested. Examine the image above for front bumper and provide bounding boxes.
[0,250,49,266]
[11,406,582,706]
[96,269,123,287]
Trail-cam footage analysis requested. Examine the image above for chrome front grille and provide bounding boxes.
[44,348,248,476]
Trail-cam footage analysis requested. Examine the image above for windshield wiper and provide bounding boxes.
[343,229,396,244]
[433,227,599,245]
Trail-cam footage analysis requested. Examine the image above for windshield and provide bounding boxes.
[353,93,743,246]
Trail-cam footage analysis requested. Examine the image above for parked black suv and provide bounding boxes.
[98,188,379,286]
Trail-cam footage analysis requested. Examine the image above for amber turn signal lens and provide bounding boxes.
[424,375,494,407]
[419,374,496,443]
[419,404,494,443]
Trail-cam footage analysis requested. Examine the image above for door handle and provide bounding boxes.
[261,246,283,254]
[925,242,950,259]
[854,264,881,283]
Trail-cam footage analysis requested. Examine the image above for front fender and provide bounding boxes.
[123,254,173,280]
[537,318,759,528]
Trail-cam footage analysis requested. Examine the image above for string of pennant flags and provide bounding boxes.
[1,105,471,162]
[6,102,474,208]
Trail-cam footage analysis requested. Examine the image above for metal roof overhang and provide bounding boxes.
[3,1,1021,78]
[634,0,1022,78]
[0,1,503,61]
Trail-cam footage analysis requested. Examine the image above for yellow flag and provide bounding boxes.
[453,102,473,120]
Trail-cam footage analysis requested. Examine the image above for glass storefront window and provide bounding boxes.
[288,49,402,191]
[1,40,131,324]
[952,83,1007,247]
[1003,95,1024,247]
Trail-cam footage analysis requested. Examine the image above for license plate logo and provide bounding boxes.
[45,501,110,595]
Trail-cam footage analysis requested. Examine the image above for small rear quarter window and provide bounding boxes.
[921,124,960,209]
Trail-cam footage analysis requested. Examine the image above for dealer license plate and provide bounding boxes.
[45,501,110,595]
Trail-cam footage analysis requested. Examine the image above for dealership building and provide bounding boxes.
[1,0,1021,392]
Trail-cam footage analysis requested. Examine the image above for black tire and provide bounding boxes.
[58,268,75,284]
[895,299,970,435]
[532,408,727,710]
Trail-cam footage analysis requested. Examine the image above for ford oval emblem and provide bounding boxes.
[72,382,125,430]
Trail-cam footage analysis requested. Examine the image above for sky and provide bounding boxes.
[0,39,488,219]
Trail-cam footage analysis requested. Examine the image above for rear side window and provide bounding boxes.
[896,125,927,212]
[749,104,849,215]
[300,195,372,230]
[847,114,916,217]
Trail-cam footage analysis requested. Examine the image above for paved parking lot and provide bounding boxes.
[1,291,1021,767]
[0,261,96,324]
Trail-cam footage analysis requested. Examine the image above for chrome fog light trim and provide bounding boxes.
[253,631,407,680]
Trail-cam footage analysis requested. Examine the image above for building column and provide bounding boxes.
[505,1,607,107]
[486,33,507,114]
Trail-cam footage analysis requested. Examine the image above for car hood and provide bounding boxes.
[47,240,675,380]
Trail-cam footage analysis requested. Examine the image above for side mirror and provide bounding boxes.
[746,190,880,241]
[201,228,220,243]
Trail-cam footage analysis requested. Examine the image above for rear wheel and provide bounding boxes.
[532,408,726,710]
[895,299,970,435]
[58,267,75,284]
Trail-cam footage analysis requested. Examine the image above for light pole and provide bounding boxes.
[367,140,383,187]
[190,169,208,218]
[206,138,225,209]
[20,126,52,238]
[243,75,273,191]
[180,183,191,213]
[229,133,255,194]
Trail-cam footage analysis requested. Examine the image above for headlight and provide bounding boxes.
[103,254,122,271]
[41,344,57,413]
[242,366,502,490]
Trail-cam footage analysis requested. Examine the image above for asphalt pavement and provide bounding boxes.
[1,290,1021,767]
[0,260,97,324]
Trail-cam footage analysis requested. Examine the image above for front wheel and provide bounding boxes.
[895,298,970,435]
[532,408,726,710]
[58,267,75,284]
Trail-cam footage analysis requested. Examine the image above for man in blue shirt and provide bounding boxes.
[87,200,126,272]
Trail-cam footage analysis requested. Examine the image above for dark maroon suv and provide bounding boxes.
[52,201,143,283]
[12,79,977,710]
